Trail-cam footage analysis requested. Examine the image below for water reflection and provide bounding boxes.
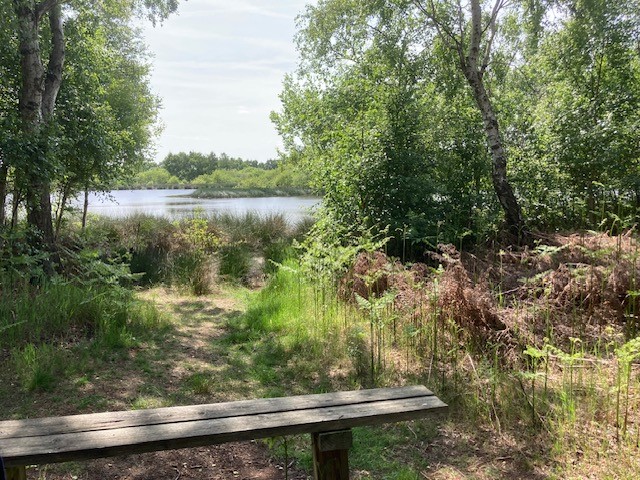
[70,189,319,224]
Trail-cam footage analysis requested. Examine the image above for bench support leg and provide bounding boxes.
[5,467,27,480]
[312,429,352,480]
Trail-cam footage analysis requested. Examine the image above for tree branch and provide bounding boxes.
[466,0,485,74]
[456,0,466,47]
[35,0,58,20]
[413,0,462,54]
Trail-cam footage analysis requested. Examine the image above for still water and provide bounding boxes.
[70,189,319,224]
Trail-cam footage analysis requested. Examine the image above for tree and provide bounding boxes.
[274,0,437,251]
[162,152,215,181]
[274,0,506,251]
[0,2,20,227]
[134,167,180,187]
[413,0,526,239]
[52,7,161,233]
[9,0,177,249]
[531,0,640,226]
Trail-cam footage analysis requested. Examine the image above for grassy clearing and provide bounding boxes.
[0,286,242,417]
[214,232,640,478]
[3,216,640,478]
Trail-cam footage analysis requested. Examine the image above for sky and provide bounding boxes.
[141,0,311,163]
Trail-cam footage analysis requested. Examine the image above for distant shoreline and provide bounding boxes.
[183,187,316,199]
[112,186,317,198]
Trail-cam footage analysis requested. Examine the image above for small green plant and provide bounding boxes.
[12,343,64,392]
[264,241,295,275]
[218,243,251,281]
[185,372,215,395]
[615,337,640,442]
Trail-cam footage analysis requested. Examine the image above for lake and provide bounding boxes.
[70,189,319,224]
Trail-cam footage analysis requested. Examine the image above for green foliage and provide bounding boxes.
[178,216,221,253]
[519,0,640,230]
[274,0,640,245]
[273,0,508,253]
[127,155,311,191]
[0,273,162,350]
[218,244,252,282]
[264,241,296,275]
[77,211,303,289]
[161,151,267,181]
[133,167,180,187]
[12,343,64,392]
[2,0,171,238]
[297,213,389,284]
[0,227,48,281]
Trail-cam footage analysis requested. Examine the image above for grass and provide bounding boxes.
[3,224,640,478]
[0,277,164,351]
[73,211,308,290]
[221,232,640,478]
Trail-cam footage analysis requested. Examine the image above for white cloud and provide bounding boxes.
[142,1,311,161]
[178,0,300,19]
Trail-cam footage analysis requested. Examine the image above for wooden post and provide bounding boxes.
[5,466,27,480]
[312,429,352,480]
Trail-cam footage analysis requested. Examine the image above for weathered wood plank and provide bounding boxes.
[313,432,350,480]
[0,386,434,439]
[2,395,447,467]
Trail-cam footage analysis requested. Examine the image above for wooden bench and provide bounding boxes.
[0,385,447,480]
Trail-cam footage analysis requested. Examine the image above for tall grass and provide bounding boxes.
[0,280,154,348]
[77,211,308,289]
[240,259,346,353]
[0,271,167,391]
[240,232,640,476]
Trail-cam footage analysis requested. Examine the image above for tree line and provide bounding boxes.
[273,0,640,253]
[154,152,279,183]
[128,152,309,190]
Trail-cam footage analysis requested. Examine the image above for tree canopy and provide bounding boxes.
[273,0,640,252]
[0,0,177,249]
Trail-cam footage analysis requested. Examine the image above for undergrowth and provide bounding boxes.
[233,230,640,478]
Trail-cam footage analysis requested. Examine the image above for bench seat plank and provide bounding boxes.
[1,389,447,467]
[0,385,434,439]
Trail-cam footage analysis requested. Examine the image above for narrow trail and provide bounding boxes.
[28,287,308,480]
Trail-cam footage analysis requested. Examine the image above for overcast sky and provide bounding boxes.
[141,0,311,163]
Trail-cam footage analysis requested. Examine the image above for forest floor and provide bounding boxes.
[4,230,640,479]
[2,284,547,480]
[1,287,308,480]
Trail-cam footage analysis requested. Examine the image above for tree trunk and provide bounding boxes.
[14,0,64,249]
[458,0,526,241]
[463,67,525,239]
[54,183,69,238]
[42,3,64,122]
[0,163,8,227]
[11,186,21,229]
[81,187,89,231]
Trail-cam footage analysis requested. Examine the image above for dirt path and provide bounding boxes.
[24,287,309,480]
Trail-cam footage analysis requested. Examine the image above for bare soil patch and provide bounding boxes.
[34,442,306,480]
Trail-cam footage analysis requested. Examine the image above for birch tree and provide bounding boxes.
[10,0,177,250]
[414,0,526,239]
